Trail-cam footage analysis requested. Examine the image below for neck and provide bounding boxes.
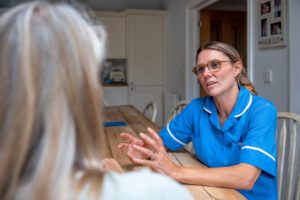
[214,84,239,122]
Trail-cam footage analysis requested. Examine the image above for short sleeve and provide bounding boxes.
[100,169,195,200]
[160,100,197,151]
[239,102,277,177]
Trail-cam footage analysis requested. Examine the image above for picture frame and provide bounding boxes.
[258,0,286,49]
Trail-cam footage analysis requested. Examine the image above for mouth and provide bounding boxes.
[205,81,217,87]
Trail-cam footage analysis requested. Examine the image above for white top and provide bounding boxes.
[79,169,194,200]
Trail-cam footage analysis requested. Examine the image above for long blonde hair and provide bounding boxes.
[196,41,257,95]
[0,2,106,199]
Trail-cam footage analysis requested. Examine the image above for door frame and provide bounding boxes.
[185,0,253,101]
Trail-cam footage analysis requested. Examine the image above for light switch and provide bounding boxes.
[263,69,273,83]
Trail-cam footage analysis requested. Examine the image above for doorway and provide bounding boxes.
[184,0,249,101]
[200,10,247,63]
[199,9,247,97]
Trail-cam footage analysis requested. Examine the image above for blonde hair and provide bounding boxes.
[0,2,106,199]
[196,41,257,95]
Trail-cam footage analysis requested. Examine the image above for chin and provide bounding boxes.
[204,87,221,97]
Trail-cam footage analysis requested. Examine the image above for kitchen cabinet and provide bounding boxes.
[126,10,166,126]
[95,12,126,59]
[103,86,128,106]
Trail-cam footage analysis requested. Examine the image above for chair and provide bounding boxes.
[143,101,157,123]
[277,112,300,200]
[102,98,108,106]
[166,101,195,153]
[166,100,189,124]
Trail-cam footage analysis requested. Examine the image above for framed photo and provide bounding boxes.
[258,0,286,48]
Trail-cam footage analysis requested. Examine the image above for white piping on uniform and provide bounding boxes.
[235,94,253,118]
[241,145,275,162]
[203,107,212,114]
[166,124,187,146]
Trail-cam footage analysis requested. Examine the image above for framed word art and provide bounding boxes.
[258,0,286,48]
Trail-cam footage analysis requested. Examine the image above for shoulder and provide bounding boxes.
[101,169,194,200]
[183,97,206,113]
[245,94,277,126]
[250,95,277,114]
[189,97,206,107]
[176,97,207,121]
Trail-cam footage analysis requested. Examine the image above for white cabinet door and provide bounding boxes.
[127,14,165,86]
[97,14,126,59]
[128,86,163,126]
[127,11,166,126]
[103,87,128,106]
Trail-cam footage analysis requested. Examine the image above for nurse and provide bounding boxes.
[119,41,277,200]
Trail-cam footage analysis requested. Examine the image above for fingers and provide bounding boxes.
[120,132,144,145]
[117,143,130,150]
[118,129,165,161]
[118,129,173,175]
[119,132,152,161]
[139,132,159,151]
[132,144,153,159]
[120,132,134,139]
[139,127,164,152]
[126,147,154,167]
[147,127,164,146]
[119,132,136,142]
[130,156,154,167]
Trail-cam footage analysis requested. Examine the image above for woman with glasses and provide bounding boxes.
[119,41,277,200]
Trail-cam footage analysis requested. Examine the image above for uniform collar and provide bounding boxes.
[203,85,253,130]
[231,85,253,118]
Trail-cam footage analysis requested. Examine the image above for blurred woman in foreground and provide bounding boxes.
[0,2,193,200]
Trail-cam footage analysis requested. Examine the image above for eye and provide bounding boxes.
[197,65,205,74]
[209,61,221,70]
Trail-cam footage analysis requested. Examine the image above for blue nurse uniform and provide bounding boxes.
[160,85,277,200]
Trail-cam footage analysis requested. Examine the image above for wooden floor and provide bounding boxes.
[103,105,246,200]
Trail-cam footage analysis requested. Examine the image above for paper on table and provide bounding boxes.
[103,121,128,127]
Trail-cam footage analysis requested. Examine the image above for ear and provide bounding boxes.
[233,61,243,77]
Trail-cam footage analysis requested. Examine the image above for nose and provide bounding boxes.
[198,67,211,84]
[201,66,212,77]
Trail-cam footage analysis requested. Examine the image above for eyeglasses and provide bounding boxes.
[192,59,231,75]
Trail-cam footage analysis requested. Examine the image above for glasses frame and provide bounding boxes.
[192,59,232,75]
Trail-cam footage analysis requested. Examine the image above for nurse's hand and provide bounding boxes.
[126,127,180,176]
[118,132,150,160]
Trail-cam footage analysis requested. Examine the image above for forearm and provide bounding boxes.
[123,129,260,191]
[170,163,261,190]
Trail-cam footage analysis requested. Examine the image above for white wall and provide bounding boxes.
[249,1,289,112]
[253,48,289,112]
[288,0,300,114]
[249,0,300,113]
[163,0,190,99]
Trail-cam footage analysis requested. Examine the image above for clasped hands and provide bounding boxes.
[118,127,179,176]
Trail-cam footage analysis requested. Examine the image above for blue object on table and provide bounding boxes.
[103,121,128,127]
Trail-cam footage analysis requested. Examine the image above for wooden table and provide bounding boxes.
[103,105,246,200]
